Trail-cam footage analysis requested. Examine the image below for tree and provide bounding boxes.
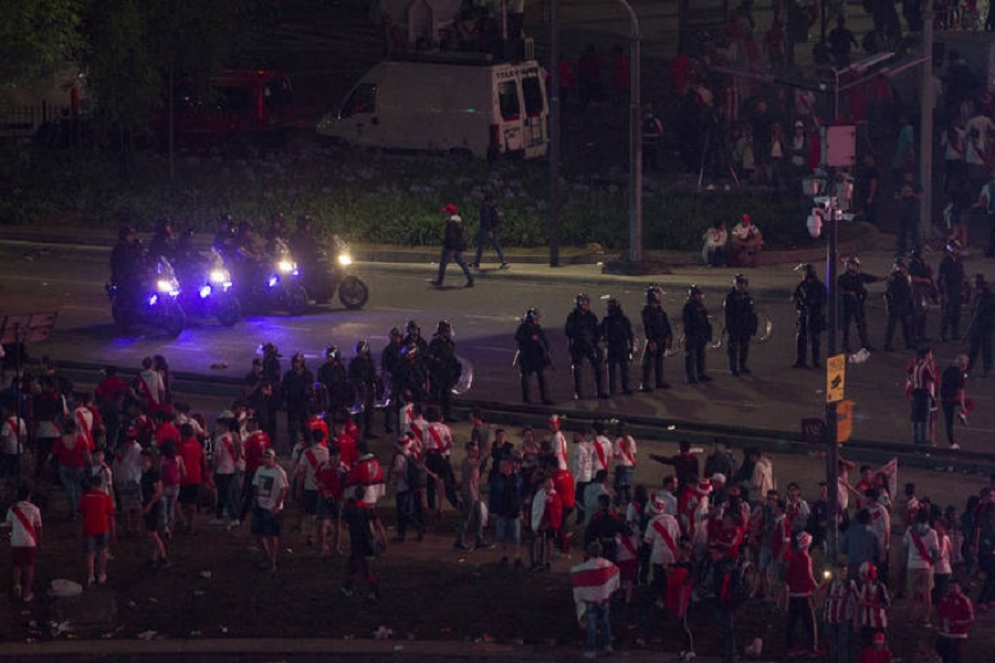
[0,0,84,88]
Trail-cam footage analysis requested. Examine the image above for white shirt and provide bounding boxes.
[592,435,613,473]
[1,415,27,455]
[253,464,289,512]
[113,441,143,484]
[904,525,939,570]
[5,501,42,547]
[644,513,682,566]
[213,433,238,475]
[613,435,637,468]
[551,430,568,471]
[936,533,953,575]
[572,441,596,483]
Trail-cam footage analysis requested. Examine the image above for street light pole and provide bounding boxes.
[613,0,642,262]
[548,0,561,267]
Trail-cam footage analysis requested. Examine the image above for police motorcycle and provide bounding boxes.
[106,256,185,338]
[174,245,242,327]
[294,234,369,309]
[249,238,309,316]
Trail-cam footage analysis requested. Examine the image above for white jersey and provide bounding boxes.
[592,435,613,473]
[1,415,27,455]
[5,500,42,548]
[613,434,637,468]
[572,441,596,483]
[551,431,568,471]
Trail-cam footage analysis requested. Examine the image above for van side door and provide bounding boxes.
[520,71,548,158]
[497,78,524,154]
[337,83,378,145]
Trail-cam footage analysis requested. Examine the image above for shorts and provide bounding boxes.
[84,532,109,554]
[251,507,282,537]
[143,504,162,533]
[618,559,638,583]
[495,516,521,545]
[178,485,200,505]
[907,567,934,597]
[117,481,141,511]
[12,546,37,567]
[316,496,339,521]
[302,489,319,515]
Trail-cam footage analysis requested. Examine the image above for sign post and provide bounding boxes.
[825,351,844,561]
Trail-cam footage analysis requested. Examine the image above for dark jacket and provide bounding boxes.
[515,321,552,371]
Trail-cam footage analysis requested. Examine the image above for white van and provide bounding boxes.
[316,58,548,160]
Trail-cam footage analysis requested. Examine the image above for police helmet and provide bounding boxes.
[269,212,285,225]
[389,326,403,339]
[291,351,305,364]
[406,320,420,335]
[435,320,453,336]
[575,293,591,307]
[845,255,861,268]
[118,224,135,241]
[524,308,540,323]
[646,285,662,304]
[733,273,749,286]
[946,239,962,253]
[891,258,907,273]
[155,217,172,233]
[355,340,370,356]
[325,345,340,360]
[688,285,703,298]
[607,297,621,311]
[801,263,816,280]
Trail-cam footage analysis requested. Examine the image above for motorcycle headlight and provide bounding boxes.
[209,269,230,285]
[157,279,180,296]
[337,253,353,267]
[278,260,295,274]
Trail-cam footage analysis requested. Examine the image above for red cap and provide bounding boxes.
[741,214,751,223]
[443,203,458,215]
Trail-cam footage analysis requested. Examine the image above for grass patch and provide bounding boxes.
[1,142,817,251]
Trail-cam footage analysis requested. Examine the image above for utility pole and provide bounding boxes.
[548,0,561,267]
[614,0,642,262]
[920,0,934,241]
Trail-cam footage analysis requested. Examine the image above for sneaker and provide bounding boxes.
[87,576,96,589]
[98,573,108,584]
[499,263,510,270]
[464,281,474,288]
[951,443,961,450]
[341,586,354,597]
[366,591,379,602]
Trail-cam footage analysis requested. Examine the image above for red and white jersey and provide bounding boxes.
[298,444,330,491]
[5,500,42,548]
[425,421,453,456]
[613,435,637,468]
[407,415,428,453]
[551,430,568,471]
[856,581,890,630]
[868,504,891,551]
[572,441,596,483]
[644,513,682,566]
[906,358,937,398]
[571,556,621,604]
[402,402,415,430]
[74,406,96,450]
[344,453,386,505]
[1,415,27,455]
[823,578,856,624]
[592,435,613,473]
[616,529,640,563]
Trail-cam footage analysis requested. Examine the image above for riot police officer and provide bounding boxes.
[602,298,635,395]
[212,214,237,257]
[514,308,554,404]
[348,340,378,439]
[938,240,966,341]
[109,224,148,308]
[640,286,673,391]
[381,327,405,432]
[908,247,936,345]
[838,256,877,353]
[259,342,283,440]
[884,259,915,352]
[428,320,461,421]
[682,285,712,383]
[403,319,430,356]
[564,294,607,400]
[792,264,826,368]
[282,351,314,446]
[317,346,349,416]
[395,342,429,406]
[289,215,321,273]
[725,274,758,376]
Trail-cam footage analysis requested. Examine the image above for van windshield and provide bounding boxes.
[498,81,520,121]
[339,83,376,119]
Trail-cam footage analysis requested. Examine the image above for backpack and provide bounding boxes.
[406,454,428,490]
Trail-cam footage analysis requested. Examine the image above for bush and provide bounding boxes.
[0,143,813,251]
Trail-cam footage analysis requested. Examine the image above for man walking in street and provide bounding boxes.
[473,192,508,270]
[431,204,474,288]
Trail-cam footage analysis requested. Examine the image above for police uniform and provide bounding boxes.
[937,244,965,341]
[908,250,935,346]
[640,287,673,391]
[724,275,758,376]
[380,328,404,432]
[884,261,915,352]
[427,321,461,421]
[968,281,995,376]
[317,348,349,417]
[348,341,377,438]
[792,265,827,368]
[838,257,878,353]
[514,309,553,404]
[564,294,607,399]
[602,298,635,395]
[682,286,713,383]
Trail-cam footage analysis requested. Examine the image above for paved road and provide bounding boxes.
[2,244,994,451]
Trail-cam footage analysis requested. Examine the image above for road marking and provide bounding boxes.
[476,346,515,354]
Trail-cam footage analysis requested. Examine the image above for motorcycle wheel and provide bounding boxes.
[214,292,241,327]
[284,284,309,316]
[338,275,369,310]
[161,300,186,338]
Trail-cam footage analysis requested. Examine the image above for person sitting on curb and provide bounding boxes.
[701,218,729,267]
[730,214,764,268]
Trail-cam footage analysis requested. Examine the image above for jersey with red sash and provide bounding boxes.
[645,513,681,566]
[74,406,96,451]
[592,435,612,472]
[571,556,620,604]
[426,422,453,457]
[6,501,42,548]
[614,435,636,468]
